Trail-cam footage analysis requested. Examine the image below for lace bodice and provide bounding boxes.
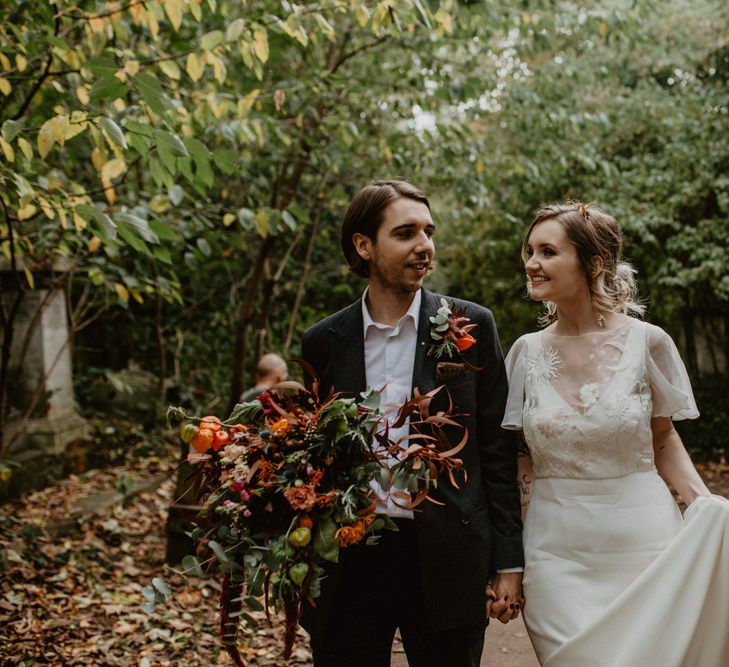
[502,318,699,479]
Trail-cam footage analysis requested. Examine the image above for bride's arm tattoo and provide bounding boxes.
[516,432,533,522]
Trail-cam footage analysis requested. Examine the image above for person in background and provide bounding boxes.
[239,353,288,402]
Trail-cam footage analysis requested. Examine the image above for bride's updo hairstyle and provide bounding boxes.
[522,201,645,325]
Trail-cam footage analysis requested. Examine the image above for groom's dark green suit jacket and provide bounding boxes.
[301,288,524,633]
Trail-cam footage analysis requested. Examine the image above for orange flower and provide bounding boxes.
[309,467,324,488]
[455,333,476,352]
[270,418,292,436]
[335,521,367,547]
[315,492,338,508]
[284,486,317,511]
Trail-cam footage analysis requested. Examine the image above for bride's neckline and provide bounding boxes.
[541,316,634,339]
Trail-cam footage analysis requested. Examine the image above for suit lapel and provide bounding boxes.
[411,288,439,397]
[328,298,366,396]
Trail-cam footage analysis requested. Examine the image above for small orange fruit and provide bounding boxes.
[191,428,214,452]
[298,515,314,530]
[199,415,222,432]
[212,430,229,452]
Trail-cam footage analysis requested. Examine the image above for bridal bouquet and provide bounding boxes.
[167,374,467,665]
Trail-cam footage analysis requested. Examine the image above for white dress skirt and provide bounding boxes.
[503,318,729,667]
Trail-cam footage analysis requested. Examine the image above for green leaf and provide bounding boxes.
[149,218,178,241]
[99,117,127,150]
[135,72,172,116]
[313,516,339,563]
[208,540,230,563]
[152,245,172,264]
[154,130,189,157]
[183,137,214,187]
[116,220,150,253]
[182,554,204,577]
[196,237,211,256]
[149,158,172,189]
[282,210,297,231]
[75,204,118,243]
[152,577,171,596]
[89,76,128,102]
[238,208,255,229]
[157,146,178,175]
[201,30,224,50]
[116,212,160,244]
[85,55,118,77]
[1,119,23,143]
[212,148,237,174]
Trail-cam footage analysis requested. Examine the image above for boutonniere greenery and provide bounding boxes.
[429,298,477,359]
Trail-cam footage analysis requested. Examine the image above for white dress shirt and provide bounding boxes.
[362,288,421,519]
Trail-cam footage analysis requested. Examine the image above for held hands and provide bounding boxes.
[486,572,525,624]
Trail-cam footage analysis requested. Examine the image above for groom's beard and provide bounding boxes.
[369,259,435,296]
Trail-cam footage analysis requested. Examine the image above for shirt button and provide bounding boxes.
[462,518,470,525]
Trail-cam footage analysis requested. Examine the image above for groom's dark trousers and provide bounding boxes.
[301,289,523,666]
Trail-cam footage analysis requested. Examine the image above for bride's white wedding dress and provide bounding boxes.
[503,317,729,667]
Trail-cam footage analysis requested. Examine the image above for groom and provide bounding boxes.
[301,180,523,666]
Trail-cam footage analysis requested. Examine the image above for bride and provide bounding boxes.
[501,201,729,666]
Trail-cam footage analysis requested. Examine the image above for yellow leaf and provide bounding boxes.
[23,266,35,290]
[253,28,269,63]
[164,0,183,31]
[314,13,336,41]
[37,196,55,219]
[17,203,37,221]
[186,52,204,82]
[255,209,269,237]
[222,212,236,226]
[114,282,130,303]
[113,98,126,112]
[599,22,608,37]
[89,16,106,32]
[91,147,106,172]
[0,137,14,163]
[129,287,144,304]
[76,85,90,105]
[435,9,453,34]
[212,56,226,84]
[88,236,101,253]
[17,137,32,161]
[57,206,68,229]
[148,11,160,39]
[50,115,68,147]
[15,54,28,72]
[159,59,181,80]
[73,209,88,231]
[0,78,11,96]
[65,110,88,140]
[38,119,57,158]
[0,53,10,71]
[114,68,128,83]
[237,88,259,117]
[126,60,140,77]
[355,3,369,27]
[101,157,127,183]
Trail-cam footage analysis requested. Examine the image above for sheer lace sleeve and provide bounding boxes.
[502,335,530,431]
[645,323,699,420]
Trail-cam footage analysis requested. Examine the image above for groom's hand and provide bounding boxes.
[487,572,524,624]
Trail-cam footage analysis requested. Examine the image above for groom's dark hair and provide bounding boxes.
[341,179,430,277]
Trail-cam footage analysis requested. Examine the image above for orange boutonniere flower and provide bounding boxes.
[429,298,478,359]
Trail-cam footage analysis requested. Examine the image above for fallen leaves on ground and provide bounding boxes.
[0,452,312,666]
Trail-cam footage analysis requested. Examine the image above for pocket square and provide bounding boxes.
[435,361,467,383]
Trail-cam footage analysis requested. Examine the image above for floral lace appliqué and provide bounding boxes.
[529,345,562,384]
[579,383,600,408]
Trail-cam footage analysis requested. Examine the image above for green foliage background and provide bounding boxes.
[1,0,727,456]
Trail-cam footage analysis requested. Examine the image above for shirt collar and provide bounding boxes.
[362,287,421,336]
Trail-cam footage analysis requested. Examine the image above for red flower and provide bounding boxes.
[455,333,476,351]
